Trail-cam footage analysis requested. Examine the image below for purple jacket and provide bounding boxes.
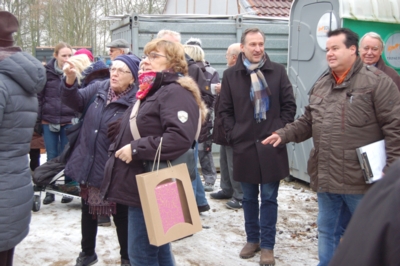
[61,79,137,188]
[38,58,76,124]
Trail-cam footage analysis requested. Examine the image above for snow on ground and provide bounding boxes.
[15,154,319,266]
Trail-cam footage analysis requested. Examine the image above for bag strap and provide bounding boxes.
[129,100,141,140]
[195,109,201,141]
[129,99,201,141]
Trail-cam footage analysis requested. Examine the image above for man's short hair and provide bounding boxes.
[240,28,265,45]
[157,29,181,43]
[360,32,384,49]
[327,28,359,56]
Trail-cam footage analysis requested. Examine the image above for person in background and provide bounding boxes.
[183,43,219,193]
[74,49,113,227]
[329,159,400,266]
[157,29,212,213]
[106,39,131,60]
[210,43,244,209]
[359,32,400,90]
[100,38,207,266]
[262,28,400,266]
[219,28,296,265]
[62,54,140,266]
[38,41,75,205]
[74,48,94,62]
[0,11,46,266]
[29,131,45,173]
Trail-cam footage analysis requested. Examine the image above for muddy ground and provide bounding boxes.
[14,178,319,266]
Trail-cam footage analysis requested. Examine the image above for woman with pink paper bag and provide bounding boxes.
[101,38,207,266]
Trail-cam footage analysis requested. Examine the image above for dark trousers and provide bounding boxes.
[81,199,129,260]
[0,248,14,266]
[29,149,41,171]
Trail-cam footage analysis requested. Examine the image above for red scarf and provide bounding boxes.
[137,71,157,100]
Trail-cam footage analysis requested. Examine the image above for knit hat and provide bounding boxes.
[185,37,202,47]
[74,48,94,62]
[114,55,140,81]
[0,11,19,47]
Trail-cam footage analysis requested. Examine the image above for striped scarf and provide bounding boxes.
[242,54,271,123]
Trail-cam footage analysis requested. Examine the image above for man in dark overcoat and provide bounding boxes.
[218,28,296,265]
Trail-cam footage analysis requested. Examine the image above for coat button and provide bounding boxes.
[256,139,259,142]
[94,130,98,133]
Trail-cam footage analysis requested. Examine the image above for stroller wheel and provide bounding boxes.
[32,195,41,212]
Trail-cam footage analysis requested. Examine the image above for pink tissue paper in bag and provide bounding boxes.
[154,181,185,233]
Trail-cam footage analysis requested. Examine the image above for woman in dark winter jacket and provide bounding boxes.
[100,39,207,266]
[62,54,140,266]
[38,42,75,205]
[0,11,46,266]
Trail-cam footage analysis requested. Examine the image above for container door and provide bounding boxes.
[287,0,339,182]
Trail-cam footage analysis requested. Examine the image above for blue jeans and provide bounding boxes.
[317,192,364,266]
[42,124,73,183]
[241,181,280,250]
[191,142,208,207]
[128,207,175,266]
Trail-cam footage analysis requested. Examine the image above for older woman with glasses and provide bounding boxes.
[61,54,140,266]
[100,39,208,266]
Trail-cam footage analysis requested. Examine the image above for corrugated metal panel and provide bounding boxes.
[339,0,400,23]
[110,14,289,169]
[111,14,289,80]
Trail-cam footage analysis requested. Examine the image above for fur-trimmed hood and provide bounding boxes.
[176,76,208,124]
[148,72,208,125]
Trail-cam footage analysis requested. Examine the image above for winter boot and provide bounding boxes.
[75,252,98,266]
[239,242,261,259]
[259,249,275,266]
[43,193,55,205]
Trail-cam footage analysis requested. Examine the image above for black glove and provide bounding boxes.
[34,123,43,135]
[107,118,122,142]
[203,139,213,152]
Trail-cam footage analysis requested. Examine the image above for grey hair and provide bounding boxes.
[229,43,241,56]
[360,32,384,49]
[122,48,130,54]
[157,29,181,43]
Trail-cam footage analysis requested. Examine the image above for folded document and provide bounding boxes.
[356,140,386,184]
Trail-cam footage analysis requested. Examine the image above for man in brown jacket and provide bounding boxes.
[263,28,400,266]
[359,32,400,90]
[219,28,296,265]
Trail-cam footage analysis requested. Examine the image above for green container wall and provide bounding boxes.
[343,19,400,74]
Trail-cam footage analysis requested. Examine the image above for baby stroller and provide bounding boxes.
[32,155,80,212]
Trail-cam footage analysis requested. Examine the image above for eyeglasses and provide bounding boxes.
[142,52,166,61]
[109,67,131,75]
[362,46,380,52]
